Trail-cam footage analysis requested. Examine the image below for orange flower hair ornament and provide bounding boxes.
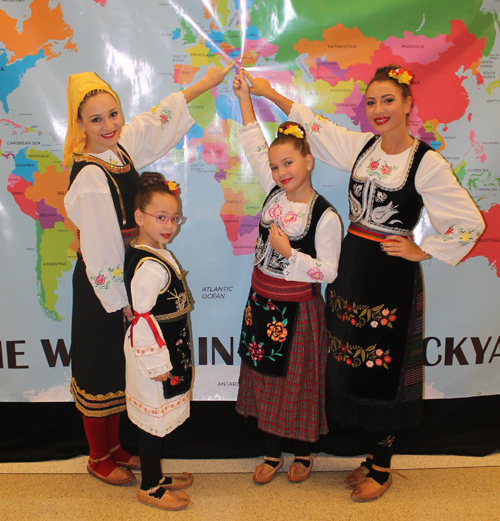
[278,124,304,139]
[166,180,179,196]
[388,68,414,85]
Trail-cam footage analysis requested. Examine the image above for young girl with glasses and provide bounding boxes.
[123,172,192,511]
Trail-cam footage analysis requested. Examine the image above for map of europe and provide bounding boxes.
[1,0,499,325]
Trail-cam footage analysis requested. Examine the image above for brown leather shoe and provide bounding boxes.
[87,455,135,486]
[160,472,194,491]
[351,475,392,501]
[137,487,189,511]
[253,455,284,484]
[110,444,141,470]
[288,454,316,482]
[344,456,373,489]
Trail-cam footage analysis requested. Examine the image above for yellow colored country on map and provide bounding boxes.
[0,0,76,64]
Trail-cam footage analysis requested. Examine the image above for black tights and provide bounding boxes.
[265,432,310,463]
[366,431,396,484]
[139,430,164,491]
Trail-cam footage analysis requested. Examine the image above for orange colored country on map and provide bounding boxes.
[0,0,76,64]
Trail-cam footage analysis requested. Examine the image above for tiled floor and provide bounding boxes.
[1,454,499,520]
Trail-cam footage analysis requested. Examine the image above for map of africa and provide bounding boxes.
[1,0,499,401]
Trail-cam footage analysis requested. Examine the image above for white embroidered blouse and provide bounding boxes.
[289,103,485,266]
[238,122,342,284]
[64,92,194,312]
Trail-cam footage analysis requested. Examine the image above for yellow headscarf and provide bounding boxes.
[63,72,120,167]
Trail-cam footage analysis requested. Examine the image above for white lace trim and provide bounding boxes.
[140,362,172,379]
[239,120,260,134]
[283,248,298,279]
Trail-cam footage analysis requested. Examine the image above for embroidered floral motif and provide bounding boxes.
[280,211,298,227]
[267,319,288,342]
[329,289,397,329]
[108,265,123,284]
[257,143,269,152]
[305,121,322,133]
[353,183,363,197]
[175,326,192,370]
[134,344,164,356]
[366,157,398,181]
[268,203,283,220]
[375,190,387,203]
[245,305,253,326]
[241,297,289,366]
[378,434,396,447]
[441,224,480,246]
[150,104,172,130]
[166,288,188,312]
[90,271,110,290]
[329,334,391,369]
[307,264,324,281]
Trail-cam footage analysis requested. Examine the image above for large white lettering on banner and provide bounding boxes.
[0,0,499,402]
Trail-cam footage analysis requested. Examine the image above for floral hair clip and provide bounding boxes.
[279,124,304,139]
[388,68,414,85]
[166,180,179,196]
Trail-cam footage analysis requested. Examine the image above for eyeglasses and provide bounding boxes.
[141,211,186,225]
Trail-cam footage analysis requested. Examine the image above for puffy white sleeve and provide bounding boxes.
[285,210,342,284]
[237,121,276,194]
[64,165,129,313]
[416,151,485,265]
[128,260,173,379]
[119,91,195,170]
[289,102,373,172]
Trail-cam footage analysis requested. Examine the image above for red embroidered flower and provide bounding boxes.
[380,318,388,326]
[381,165,392,175]
[350,318,356,325]
[389,315,396,322]
[280,211,297,227]
[445,227,454,235]
[95,274,105,285]
[375,358,383,366]
[160,113,168,124]
[248,341,264,361]
[382,308,390,316]
[342,315,346,321]
[266,301,275,311]
[347,305,353,312]
[369,161,379,170]
[337,354,341,362]
[376,349,384,357]
[251,293,257,302]
[341,345,347,353]
[171,376,180,386]
[384,356,391,363]
[310,123,320,133]
[346,358,352,365]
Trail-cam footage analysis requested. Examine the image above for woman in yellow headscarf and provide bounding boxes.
[64,64,234,490]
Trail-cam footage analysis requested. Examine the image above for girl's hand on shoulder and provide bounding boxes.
[233,73,250,99]
[269,223,292,259]
[242,70,273,98]
[381,235,428,262]
[123,305,134,322]
[151,371,170,382]
[202,62,236,89]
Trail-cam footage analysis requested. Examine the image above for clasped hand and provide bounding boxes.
[269,223,292,259]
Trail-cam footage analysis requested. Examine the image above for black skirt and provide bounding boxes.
[324,232,423,432]
[70,256,127,417]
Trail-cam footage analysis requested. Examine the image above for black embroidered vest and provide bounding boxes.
[124,242,193,399]
[349,136,432,235]
[254,185,334,277]
[69,143,139,231]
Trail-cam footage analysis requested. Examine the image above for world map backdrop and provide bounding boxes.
[1,0,499,401]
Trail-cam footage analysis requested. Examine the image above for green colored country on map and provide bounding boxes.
[250,0,497,66]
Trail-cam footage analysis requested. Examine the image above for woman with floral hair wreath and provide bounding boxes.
[63,64,234,486]
[238,65,484,500]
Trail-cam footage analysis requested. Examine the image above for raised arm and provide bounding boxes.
[182,62,235,103]
[241,69,293,116]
